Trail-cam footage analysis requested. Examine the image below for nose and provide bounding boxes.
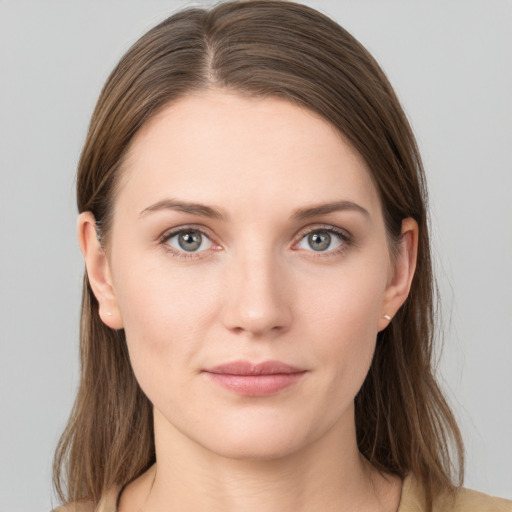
[220,249,292,338]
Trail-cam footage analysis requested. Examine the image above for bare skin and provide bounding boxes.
[118,416,403,512]
[79,89,417,512]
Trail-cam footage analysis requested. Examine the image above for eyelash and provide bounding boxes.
[295,225,353,258]
[158,225,219,261]
[158,224,353,260]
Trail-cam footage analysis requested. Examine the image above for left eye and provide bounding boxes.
[297,229,345,252]
[165,229,213,252]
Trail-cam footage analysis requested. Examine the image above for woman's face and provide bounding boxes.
[81,89,416,460]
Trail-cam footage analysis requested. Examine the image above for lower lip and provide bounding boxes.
[205,372,306,396]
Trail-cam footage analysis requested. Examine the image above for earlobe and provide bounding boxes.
[77,212,123,329]
[378,218,419,332]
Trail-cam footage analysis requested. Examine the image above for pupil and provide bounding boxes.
[178,231,202,251]
[308,232,331,251]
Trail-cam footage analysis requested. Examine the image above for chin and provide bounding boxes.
[192,415,320,462]
[206,434,306,462]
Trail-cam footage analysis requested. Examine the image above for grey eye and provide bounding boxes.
[307,231,331,251]
[297,229,344,252]
[166,230,213,252]
[178,231,202,251]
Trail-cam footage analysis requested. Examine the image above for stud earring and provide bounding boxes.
[383,314,392,321]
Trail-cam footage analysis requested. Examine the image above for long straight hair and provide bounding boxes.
[54,1,464,508]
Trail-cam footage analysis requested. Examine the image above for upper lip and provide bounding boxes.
[204,360,306,375]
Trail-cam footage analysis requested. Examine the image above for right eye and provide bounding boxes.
[164,229,214,253]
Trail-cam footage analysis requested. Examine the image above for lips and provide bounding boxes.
[203,360,307,396]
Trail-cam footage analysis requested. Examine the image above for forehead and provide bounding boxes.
[116,89,381,219]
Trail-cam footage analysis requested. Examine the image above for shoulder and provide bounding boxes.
[51,486,121,512]
[51,502,95,512]
[436,487,512,512]
[399,475,512,512]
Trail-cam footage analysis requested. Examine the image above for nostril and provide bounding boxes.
[220,261,292,336]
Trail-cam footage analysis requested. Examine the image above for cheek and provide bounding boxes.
[303,256,387,337]
[112,255,221,387]
[302,256,388,392]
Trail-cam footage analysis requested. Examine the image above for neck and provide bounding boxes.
[120,407,401,512]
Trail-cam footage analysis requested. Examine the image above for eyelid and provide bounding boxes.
[158,224,217,243]
[156,222,353,260]
[158,224,222,259]
[293,223,352,243]
[292,223,353,255]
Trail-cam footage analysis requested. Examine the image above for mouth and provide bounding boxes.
[202,360,307,396]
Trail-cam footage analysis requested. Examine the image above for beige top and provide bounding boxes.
[53,475,512,512]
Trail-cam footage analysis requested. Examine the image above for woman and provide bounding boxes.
[52,1,511,511]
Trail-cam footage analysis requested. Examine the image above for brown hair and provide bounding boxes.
[54,0,464,508]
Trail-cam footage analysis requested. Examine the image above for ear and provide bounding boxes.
[77,212,123,329]
[378,217,419,331]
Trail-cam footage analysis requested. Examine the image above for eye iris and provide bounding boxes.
[308,231,331,251]
[178,231,202,251]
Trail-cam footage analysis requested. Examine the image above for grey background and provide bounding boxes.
[0,0,511,510]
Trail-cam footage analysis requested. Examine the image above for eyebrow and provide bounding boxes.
[140,199,226,220]
[291,200,370,220]
[139,198,369,221]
